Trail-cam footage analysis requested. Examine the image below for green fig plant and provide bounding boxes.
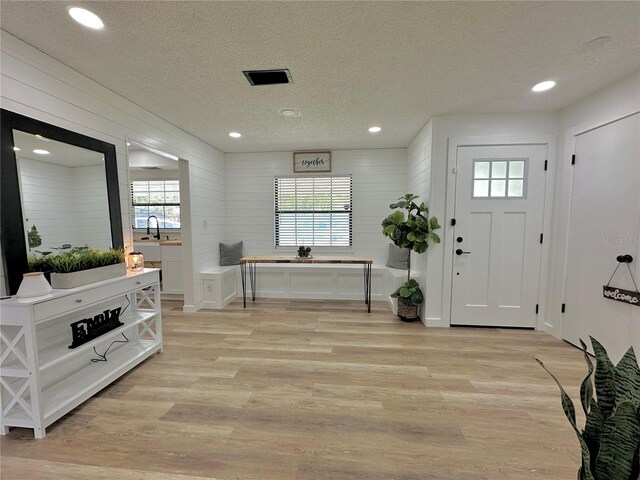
[382,194,440,321]
[536,337,640,480]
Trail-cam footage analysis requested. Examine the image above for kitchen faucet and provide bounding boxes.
[146,215,160,240]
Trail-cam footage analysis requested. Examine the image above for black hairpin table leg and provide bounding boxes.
[367,264,372,313]
[249,262,257,302]
[240,262,247,308]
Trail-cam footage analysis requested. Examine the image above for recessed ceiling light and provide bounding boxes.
[34,134,50,142]
[229,132,242,138]
[33,149,50,155]
[13,147,20,151]
[68,7,104,30]
[368,126,382,133]
[531,81,556,92]
[281,109,297,117]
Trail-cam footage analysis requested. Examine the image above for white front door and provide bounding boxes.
[451,144,548,327]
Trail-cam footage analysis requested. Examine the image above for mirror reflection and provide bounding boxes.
[13,129,112,253]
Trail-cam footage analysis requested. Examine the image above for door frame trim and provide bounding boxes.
[444,135,557,330]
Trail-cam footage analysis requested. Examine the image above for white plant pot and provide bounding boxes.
[16,272,52,298]
[51,263,126,289]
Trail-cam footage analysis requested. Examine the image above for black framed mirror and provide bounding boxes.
[1,109,124,295]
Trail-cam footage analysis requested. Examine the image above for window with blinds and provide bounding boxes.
[131,180,181,229]
[274,176,352,247]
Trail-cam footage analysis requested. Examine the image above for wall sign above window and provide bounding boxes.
[293,151,331,173]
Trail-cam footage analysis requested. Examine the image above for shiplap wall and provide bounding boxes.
[225,149,407,264]
[406,119,433,324]
[0,31,225,307]
[73,165,111,249]
[18,159,110,250]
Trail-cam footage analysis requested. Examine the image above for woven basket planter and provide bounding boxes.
[397,303,419,322]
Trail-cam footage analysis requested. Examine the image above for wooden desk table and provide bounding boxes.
[239,256,374,312]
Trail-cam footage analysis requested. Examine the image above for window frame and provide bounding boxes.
[274,174,353,249]
[130,179,181,230]
[471,158,528,199]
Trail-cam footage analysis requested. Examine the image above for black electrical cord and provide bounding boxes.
[91,332,129,362]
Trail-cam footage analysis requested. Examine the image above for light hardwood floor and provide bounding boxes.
[1,299,587,479]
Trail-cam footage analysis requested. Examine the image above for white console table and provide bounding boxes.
[0,268,162,438]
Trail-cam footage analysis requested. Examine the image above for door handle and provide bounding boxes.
[455,249,471,256]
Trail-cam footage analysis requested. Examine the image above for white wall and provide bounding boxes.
[74,164,112,250]
[546,71,640,344]
[406,119,433,324]
[0,30,225,308]
[225,149,407,264]
[418,113,559,326]
[18,159,111,251]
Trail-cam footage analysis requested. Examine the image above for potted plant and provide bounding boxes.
[28,246,126,289]
[536,338,639,479]
[381,193,441,321]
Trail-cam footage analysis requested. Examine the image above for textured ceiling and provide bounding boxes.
[13,130,104,167]
[1,1,639,153]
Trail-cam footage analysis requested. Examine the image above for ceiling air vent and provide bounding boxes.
[243,69,292,86]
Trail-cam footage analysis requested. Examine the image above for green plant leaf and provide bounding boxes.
[399,287,411,298]
[579,339,595,416]
[410,290,424,305]
[595,401,640,480]
[591,336,617,419]
[536,358,595,479]
[388,211,405,226]
[383,225,396,236]
[612,346,640,408]
[584,399,603,470]
[407,232,416,241]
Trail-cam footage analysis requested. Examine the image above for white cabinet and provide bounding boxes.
[160,245,183,295]
[0,269,162,438]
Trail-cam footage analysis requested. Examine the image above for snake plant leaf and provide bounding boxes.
[594,401,640,480]
[536,358,596,479]
[584,399,604,467]
[612,346,640,407]
[580,339,595,415]
[591,336,617,419]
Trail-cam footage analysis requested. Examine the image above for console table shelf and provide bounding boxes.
[0,269,162,438]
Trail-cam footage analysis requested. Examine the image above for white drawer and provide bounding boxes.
[33,272,157,322]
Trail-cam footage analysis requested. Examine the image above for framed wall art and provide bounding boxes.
[293,151,331,173]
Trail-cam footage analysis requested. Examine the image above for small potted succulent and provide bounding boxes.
[297,246,312,258]
[382,193,440,321]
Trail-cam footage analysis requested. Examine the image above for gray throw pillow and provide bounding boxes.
[386,244,409,270]
[219,241,243,266]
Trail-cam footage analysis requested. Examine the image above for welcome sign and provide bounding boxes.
[603,286,640,306]
[293,151,331,173]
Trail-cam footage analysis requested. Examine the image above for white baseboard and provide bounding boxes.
[424,317,448,327]
[182,302,202,313]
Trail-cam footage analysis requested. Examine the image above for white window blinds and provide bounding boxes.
[274,176,352,247]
